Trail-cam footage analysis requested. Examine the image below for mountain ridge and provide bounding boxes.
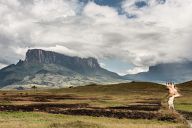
[0,49,124,88]
[124,62,192,83]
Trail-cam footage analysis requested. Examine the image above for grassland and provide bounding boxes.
[0,82,190,128]
[0,112,184,128]
[175,81,192,122]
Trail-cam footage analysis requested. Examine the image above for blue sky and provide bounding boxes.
[99,58,134,75]
[80,0,123,7]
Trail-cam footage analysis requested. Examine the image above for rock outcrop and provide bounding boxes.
[0,49,124,88]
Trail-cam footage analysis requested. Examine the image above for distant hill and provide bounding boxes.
[124,62,192,83]
[177,81,192,91]
[51,81,166,94]
[0,49,125,88]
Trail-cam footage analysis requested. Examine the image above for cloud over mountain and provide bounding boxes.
[0,0,192,74]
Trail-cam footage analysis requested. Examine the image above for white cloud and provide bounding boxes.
[83,2,119,21]
[31,0,76,20]
[126,66,149,74]
[122,0,192,65]
[99,62,106,68]
[0,0,192,74]
[0,63,7,69]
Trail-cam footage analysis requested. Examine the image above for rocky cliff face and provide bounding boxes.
[124,62,192,83]
[24,49,101,74]
[0,49,123,88]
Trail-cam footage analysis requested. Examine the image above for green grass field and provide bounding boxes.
[175,81,192,122]
[0,112,185,128]
[0,81,191,128]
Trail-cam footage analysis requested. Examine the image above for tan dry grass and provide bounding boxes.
[0,112,186,128]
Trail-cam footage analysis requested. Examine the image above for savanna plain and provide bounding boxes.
[0,81,191,128]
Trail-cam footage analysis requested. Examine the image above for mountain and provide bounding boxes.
[0,49,124,89]
[124,62,192,83]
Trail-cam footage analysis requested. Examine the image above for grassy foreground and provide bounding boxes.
[0,82,190,128]
[0,112,185,128]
